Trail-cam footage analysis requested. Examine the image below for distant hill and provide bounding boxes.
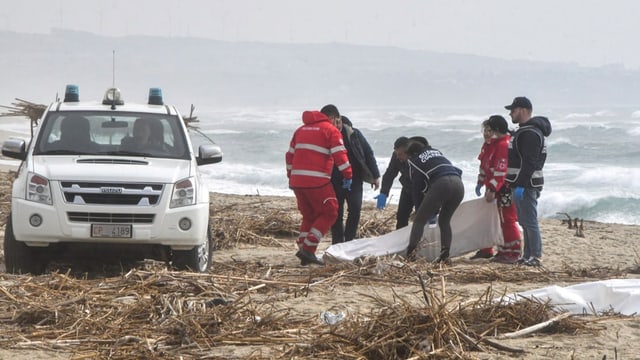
[1,29,638,109]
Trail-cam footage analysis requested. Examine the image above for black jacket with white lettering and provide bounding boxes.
[408,147,462,206]
[506,116,552,189]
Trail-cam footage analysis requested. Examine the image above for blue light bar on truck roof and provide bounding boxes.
[148,87,164,105]
[63,84,79,102]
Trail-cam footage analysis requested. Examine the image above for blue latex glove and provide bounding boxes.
[514,186,525,201]
[374,193,387,209]
[475,183,483,197]
[342,178,352,191]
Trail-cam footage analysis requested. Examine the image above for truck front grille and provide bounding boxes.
[60,182,164,206]
[67,212,155,223]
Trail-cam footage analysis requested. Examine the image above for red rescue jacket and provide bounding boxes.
[477,135,510,192]
[286,111,352,188]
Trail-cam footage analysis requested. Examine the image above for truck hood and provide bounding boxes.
[32,156,193,183]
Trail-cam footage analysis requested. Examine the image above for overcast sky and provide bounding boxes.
[2,0,640,69]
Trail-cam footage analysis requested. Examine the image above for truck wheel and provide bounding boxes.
[4,214,47,275]
[172,223,213,272]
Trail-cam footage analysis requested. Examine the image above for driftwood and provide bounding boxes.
[557,212,573,228]
[496,311,573,339]
[0,98,46,138]
[556,212,586,236]
[575,218,585,237]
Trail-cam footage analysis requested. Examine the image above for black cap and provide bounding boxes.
[505,96,532,110]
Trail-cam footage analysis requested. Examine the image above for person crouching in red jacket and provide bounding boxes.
[286,109,353,265]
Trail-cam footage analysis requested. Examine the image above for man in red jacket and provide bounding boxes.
[286,110,353,265]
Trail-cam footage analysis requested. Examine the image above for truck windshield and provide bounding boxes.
[33,111,191,159]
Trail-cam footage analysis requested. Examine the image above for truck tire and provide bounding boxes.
[172,222,213,272]
[4,214,47,275]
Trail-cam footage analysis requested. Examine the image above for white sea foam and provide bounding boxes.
[164,103,640,227]
[565,112,593,119]
[2,106,639,224]
[627,127,640,136]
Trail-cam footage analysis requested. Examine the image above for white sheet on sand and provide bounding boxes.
[506,279,640,316]
[323,198,503,262]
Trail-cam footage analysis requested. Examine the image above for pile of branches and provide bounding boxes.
[0,257,611,359]
[0,98,46,122]
[210,194,395,250]
[0,98,46,138]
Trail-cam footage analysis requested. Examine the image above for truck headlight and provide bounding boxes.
[170,177,195,208]
[27,173,53,205]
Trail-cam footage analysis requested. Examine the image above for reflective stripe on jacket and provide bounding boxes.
[478,135,510,192]
[286,111,352,188]
[506,116,551,189]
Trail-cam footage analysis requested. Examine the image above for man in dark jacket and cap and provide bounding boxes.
[322,104,381,244]
[504,96,552,267]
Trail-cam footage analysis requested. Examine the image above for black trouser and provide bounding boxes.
[331,179,364,244]
[396,187,414,229]
[408,175,465,252]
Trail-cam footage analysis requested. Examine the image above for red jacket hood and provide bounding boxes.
[302,110,330,125]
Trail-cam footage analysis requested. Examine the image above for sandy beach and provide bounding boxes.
[0,130,639,358]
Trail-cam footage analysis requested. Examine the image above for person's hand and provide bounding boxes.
[371,178,381,191]
[475,183,483,197]
[374,193,387,209]
[342,178,352,191]
[484,189,496,203]
[514,186,525,200]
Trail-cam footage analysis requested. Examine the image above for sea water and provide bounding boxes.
[2,106,639,225]
[194,106,640,225]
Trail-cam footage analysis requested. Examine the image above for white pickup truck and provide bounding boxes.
[2,86,222,274]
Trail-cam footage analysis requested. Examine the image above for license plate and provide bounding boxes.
[91,224,132,238]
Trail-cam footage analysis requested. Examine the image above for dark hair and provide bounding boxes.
[393,136,409,149]
[487,115,509,134]
[408,136,429,147]
[406,140,428,156]
[341,115,352,127]
[320,104,340,118]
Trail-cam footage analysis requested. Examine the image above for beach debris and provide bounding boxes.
[497,311,573,339]
[557,212,574,228]
[556,213,587,237]
[575,218,585,237]
[0,184,632,358]
[320,309,346,325]
[0,242,616,358]
[210,196,395,249]
[0,98,47,137]
[182,103,199,127]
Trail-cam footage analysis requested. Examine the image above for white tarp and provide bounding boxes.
[505,279,640,316]
[324,198,503,262]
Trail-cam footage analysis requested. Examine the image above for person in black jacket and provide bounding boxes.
[504,96,552,267]
[402,138,464,263]
[326,109,381,244]
[376,136,428,229]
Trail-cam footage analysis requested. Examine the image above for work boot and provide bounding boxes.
[435,248,450,265]
[491,253,519,264]
[296,249,324,266]
[470,250,495,260]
